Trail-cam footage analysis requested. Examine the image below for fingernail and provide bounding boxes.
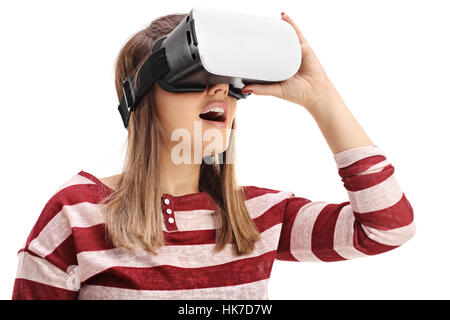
[281,12,285,16]
[241,89,253,94]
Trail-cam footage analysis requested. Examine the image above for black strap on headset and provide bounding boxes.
[117,39,169,128]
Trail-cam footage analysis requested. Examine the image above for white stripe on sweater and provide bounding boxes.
[347,174,404,213]
[333,204,367,259]
[15,251,80,291]
[361,222,416,246]
[244,191,294,219]
[173,209,218,231]
[78,279,269,300]
[77,223,283,282]
[290,201,329,262]
[334,145,386,169]
[29,209,71,258]
[64,202,105,228]
[164,190,293,232]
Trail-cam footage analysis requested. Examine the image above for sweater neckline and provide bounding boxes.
[78,170,210,201]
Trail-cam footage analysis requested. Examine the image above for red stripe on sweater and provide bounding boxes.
[83,251,276,290]
[338,155,387,177]
[79,170,114,197]
[311,202,349,262]
[72,224,114,252]
[252,197,289,232]
[12,278,78,300]
[243,186,279,199]
[353,221,398,255]
[353,193,414,230]
[276,196,311,261]
[19,245,77,278]
[169,193,217,211]
[45,234,78,271]
[341,164,395,191]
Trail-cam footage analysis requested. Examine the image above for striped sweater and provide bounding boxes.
[12,145,415,300]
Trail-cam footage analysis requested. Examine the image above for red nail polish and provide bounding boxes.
[281,12,285,16]
[241,89,253,94]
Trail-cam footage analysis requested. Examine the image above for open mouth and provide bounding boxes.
[199,107,227,122]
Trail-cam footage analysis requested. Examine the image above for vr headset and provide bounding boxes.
[118,6,302,128]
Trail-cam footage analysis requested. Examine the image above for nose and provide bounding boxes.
[206,83,229,96]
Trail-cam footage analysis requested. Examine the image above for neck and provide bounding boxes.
[158,143,201,197]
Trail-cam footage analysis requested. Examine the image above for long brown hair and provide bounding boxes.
[99,13,261,256]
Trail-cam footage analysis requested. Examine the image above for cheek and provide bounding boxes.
[167,108,197,131]
[157,98,198,133]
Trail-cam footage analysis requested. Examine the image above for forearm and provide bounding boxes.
[304,85,375,155]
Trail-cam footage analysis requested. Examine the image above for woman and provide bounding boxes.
[12,12,415,300]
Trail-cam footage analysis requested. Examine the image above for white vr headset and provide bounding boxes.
[118,6,302,128]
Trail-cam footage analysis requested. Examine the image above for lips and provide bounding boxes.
[199,101,228,123]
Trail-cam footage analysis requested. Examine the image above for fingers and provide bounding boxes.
[241,82,283,98]
[281,12,308,46]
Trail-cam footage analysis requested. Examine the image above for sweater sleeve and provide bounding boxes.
[12,191,80,299]
[275,145,415,262]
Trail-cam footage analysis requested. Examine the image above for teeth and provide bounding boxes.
[201,107,225,115]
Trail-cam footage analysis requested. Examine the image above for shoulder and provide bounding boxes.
[20,171,103,271]
[242,185,294,201]
[239,186,295,220]
[50,170,111,205]
[241,185,295,213]
[28,171,110,239]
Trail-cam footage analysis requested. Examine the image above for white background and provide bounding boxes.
[1,0,449,299]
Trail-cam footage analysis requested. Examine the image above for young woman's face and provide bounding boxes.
[154,83,237,162]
